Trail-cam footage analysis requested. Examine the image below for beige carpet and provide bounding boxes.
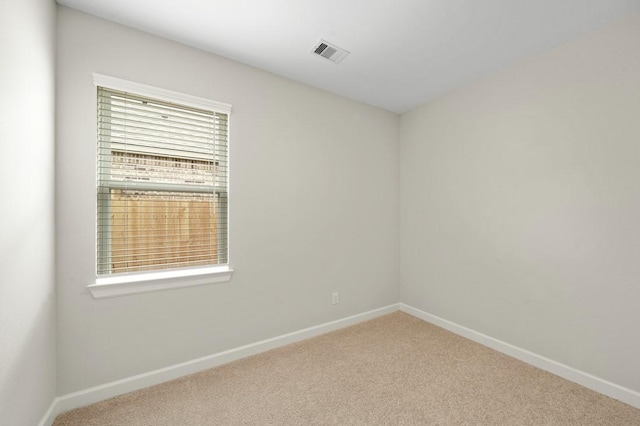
[54,312,640,425]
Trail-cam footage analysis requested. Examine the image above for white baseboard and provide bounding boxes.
[399,303,640,410]
[38,399,60,426]
[39,301,640,425]
[39,303,400,425]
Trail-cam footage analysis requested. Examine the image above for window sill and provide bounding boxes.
[88,265,233,299]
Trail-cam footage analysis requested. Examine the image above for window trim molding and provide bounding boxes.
[88,265,234,299]
[90,74,233,298]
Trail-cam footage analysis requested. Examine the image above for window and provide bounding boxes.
[90,75,232,298]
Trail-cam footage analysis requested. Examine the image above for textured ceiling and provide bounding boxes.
[57,0,640,113]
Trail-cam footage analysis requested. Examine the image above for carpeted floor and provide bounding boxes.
[54,312,640,425]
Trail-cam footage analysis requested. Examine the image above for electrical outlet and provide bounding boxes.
[332,292,339,305]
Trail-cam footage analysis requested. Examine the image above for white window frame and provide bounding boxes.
[88,74,233,299]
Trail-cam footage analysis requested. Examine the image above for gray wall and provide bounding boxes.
[0,0,57,424]
[52,1,640,407]
[400,13,640,393]
[56,7,399,394]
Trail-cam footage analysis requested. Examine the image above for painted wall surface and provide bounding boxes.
[400,13,640,392]
[56,7,399,394]
[0,0,57,424]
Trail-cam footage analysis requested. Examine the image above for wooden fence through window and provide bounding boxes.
[110,189,219,273]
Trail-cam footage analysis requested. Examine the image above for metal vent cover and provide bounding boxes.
[311,39,350,64]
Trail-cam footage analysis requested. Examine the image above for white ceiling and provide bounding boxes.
[57,0,640,113]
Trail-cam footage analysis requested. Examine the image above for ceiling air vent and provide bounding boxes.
[311,39,350,64]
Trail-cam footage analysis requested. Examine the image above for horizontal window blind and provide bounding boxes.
[97,87,228,275]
